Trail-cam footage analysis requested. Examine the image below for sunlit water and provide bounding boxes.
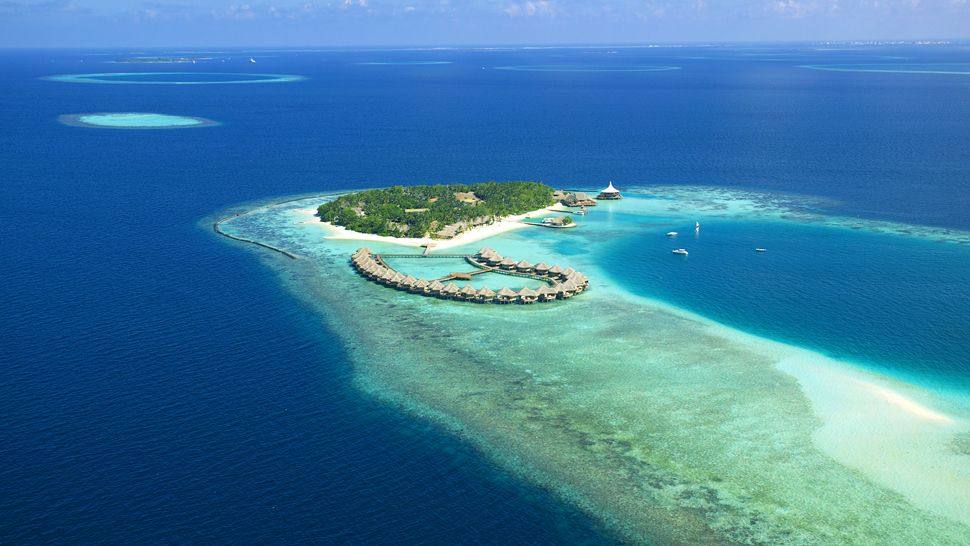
[219,188,970,544]
[4,45,970,544]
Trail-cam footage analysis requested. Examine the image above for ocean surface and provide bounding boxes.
[1,45,968,543]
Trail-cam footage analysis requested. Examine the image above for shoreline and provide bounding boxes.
[218,192,970,537]
[296,203,568,252]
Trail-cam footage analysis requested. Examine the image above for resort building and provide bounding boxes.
[561,192,597,207]
[596,181,622,200]
[349,247,589,305]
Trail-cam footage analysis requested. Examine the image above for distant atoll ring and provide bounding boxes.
[44,72,305,85]
[493,65,680,73]
[58,112,220,129]
[800,64,970,75]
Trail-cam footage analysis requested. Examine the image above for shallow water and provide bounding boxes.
[220,188,970,544]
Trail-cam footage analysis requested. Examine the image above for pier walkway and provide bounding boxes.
[352,247,589,304]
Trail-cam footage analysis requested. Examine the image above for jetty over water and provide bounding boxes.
[351,247,589,304]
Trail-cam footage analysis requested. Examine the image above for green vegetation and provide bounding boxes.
[561,216,574,226]
[317,181,555,238]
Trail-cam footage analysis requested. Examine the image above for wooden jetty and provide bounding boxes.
[350,247,589,305]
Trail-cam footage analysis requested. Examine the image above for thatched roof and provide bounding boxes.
[442,283,460,294]
[499,258,516,266]
[403,275,418,285]
[561,280,578,291]
[477,287,496,297]
[428,280,445,290]
[478,247,495,257]
[460,285,478,296]
[534,262,550,271]
[563,267,576,276]
[390,272,405,283]
[518,287,538,297]
[413,279,429,289]
[497,287,517,297]
[548,265,564,274]
[536,285,556,297]
[516,260,533,269]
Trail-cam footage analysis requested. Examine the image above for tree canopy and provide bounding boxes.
[317,181,555,238]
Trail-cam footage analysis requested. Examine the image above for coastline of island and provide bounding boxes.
[296,203,567,251]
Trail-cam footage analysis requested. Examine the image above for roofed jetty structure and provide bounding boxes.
[596,181,622,200]
[350,247,589,304]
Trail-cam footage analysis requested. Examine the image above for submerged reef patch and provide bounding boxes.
[215,191,970,545]
[356,61,452,65]
[494,65,680,72]
[44,72,305,85]
[58,113,219,129]
[801,64,970,75]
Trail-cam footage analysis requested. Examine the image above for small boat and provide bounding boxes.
[695,221,700,230]
[249,57,256,63]
[576,207,587,215]
[666,231,678,237]
[755,248,767,252]
[672,248,688,255]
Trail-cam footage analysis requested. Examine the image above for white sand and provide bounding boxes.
[777,353,969,525]
[294,203,567,252]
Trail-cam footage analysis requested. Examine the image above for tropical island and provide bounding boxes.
[316,181,556,239]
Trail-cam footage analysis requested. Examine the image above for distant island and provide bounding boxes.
[316,181,556,239]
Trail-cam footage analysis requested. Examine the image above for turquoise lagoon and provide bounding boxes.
[218,189,970,544]
[58,113,217,129]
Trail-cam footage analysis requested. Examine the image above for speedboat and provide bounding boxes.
[755,248,767,252]
[249,57,256,63]
[672,248,688,255]
[695,221,700,231]
[666,231,678,237]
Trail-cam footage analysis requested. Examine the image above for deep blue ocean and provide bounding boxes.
[1,45,968,543]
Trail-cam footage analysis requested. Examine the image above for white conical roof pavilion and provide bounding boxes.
[601,181,619,194]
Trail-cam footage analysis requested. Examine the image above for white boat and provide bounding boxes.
[672,248,688,255]
[755,248,767,252]
[666,231,678,237]
[249,57,256,63]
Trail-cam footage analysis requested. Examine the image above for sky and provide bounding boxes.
[1,0,969,48]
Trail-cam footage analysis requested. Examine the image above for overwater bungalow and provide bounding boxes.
[536,285,557,302]
[518,287,539,304]
[402,275,419,291]
[496,287,517,304]
[560,279,579,297]
[476,287,496,303]
[350,247,586,305]
[441,283,461,299]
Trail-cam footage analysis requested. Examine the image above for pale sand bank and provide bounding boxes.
[295,203,567,252]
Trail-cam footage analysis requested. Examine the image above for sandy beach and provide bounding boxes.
[295,203,568,252]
